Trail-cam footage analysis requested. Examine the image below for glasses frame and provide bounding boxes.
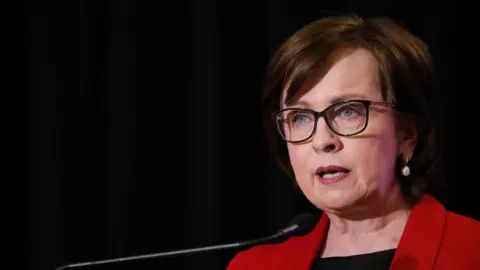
[275,99,395,143]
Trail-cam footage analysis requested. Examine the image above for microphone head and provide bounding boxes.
[288,213,317,236]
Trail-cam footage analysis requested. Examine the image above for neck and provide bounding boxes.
[328,186,411,233]
[321,185,411,256]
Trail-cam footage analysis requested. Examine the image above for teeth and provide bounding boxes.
[322,172,346,178]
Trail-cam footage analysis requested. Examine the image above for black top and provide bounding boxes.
[311,249,396,270]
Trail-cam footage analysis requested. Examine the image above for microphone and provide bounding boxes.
[55,213,316,270]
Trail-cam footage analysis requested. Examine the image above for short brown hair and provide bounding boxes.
[261,14,443,204]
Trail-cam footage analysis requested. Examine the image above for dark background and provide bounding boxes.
[18,1,478,270]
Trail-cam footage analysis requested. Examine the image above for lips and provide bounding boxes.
[315,165,350,176]
[315,165,350,184]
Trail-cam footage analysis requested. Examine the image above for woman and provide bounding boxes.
[227,15,480,270]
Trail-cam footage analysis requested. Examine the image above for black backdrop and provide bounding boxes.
[19,1,479,270]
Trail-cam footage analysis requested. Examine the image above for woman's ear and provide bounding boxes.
[397,115,418,159]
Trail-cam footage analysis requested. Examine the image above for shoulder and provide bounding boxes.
[437,210,480,267]
[445,210,480,232]
[443,210,480,245]
[227,213,329,270]
[226,237,304,270]
[413,194,479,235]
[420,195,480,256]
[226,243,275,270]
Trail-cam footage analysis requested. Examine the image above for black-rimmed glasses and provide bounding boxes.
[275,100,395,143]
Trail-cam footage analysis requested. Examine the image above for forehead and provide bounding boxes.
[286,48,382,108]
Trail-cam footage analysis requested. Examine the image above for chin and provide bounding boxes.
[310,190,362,213]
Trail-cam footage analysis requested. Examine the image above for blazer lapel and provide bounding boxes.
[282,213,329,270]
[390,194,447,270]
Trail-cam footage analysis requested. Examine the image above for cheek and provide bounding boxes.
[355,115,399,173]
[287,144,310,176]
[350,135,398,186]
[287,144,315,197]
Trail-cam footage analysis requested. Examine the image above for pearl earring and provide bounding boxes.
[401,158,410,176]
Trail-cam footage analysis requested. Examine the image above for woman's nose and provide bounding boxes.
[311,118,342,153]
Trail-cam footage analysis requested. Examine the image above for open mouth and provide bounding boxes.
[315,165,350,182]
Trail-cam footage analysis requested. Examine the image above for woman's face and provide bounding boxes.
[284,48,414,216]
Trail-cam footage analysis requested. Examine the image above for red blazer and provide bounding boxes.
[227,195,480,270]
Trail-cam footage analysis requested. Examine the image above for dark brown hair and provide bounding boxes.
[261,14,443,204]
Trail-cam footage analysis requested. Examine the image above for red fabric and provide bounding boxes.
[227,195,480,270]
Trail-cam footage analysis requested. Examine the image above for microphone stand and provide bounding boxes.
[56,224,298,270]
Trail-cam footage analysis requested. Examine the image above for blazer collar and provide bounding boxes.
[284,212,329,270]
[284,194,446,270]
[390,194,447,270]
